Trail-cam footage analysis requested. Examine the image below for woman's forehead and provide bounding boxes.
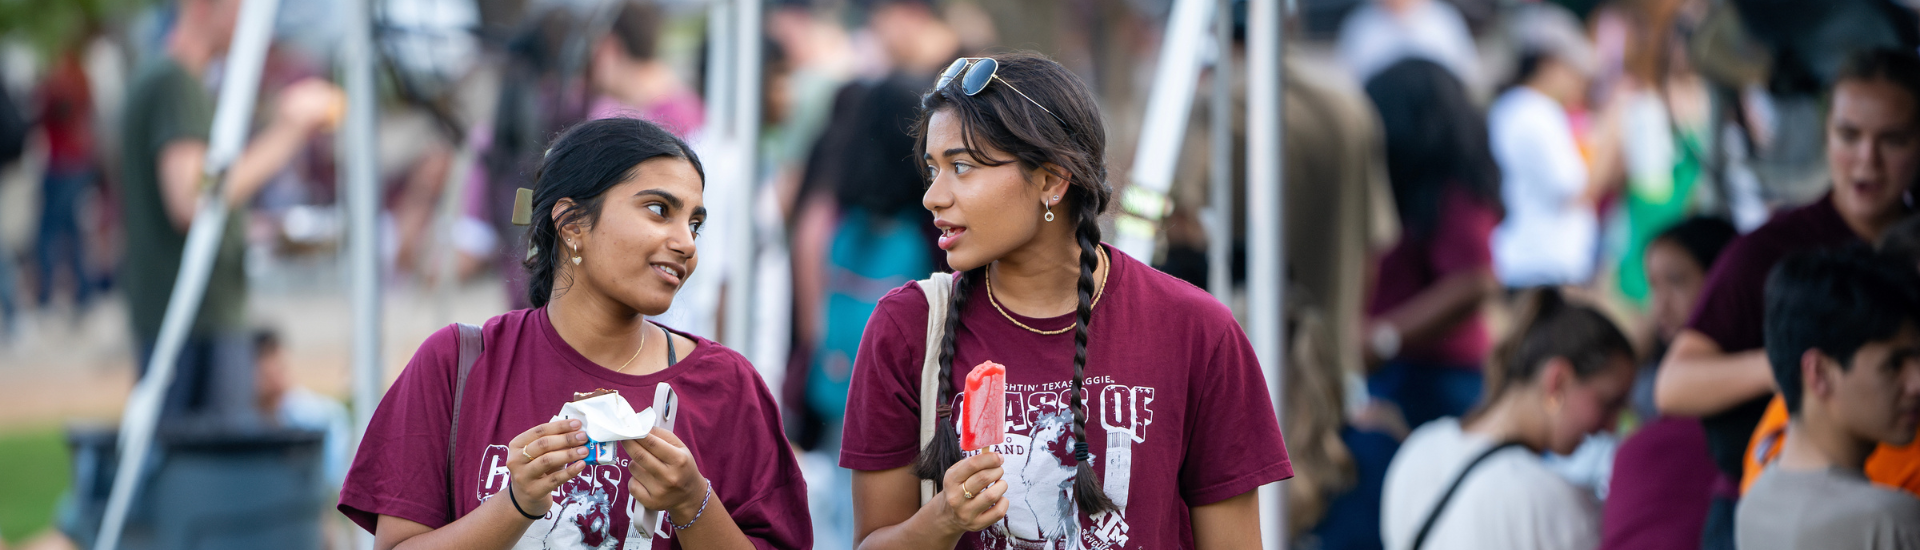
[617,157,705,201]
[925,110,1009,160]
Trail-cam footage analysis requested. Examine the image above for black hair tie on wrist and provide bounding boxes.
[507,482,546,520]
[1073,441,1090,463]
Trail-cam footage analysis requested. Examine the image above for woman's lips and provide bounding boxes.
[938,227,966,251]
[652,263,684,286]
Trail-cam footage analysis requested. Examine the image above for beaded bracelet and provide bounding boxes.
[666,479,713,531]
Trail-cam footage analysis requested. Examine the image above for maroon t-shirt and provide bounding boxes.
[339,309,810,549]
[841,246,1293,548]
[1600,417,1718,550]
[1685,193,1861,478]
[1366,186,1500,366]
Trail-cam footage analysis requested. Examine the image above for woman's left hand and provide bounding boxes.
[621,427,706,518]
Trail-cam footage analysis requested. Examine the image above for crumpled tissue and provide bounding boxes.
[552,392,658,465]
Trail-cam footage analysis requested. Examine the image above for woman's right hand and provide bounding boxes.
[505,419,591,516]
[935,451,1010,535]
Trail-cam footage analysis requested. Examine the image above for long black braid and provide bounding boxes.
[912,267,980,488]
[1069,198,1115,514]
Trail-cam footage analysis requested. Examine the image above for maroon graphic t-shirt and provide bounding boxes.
[841,245,1294,549]
[339,309,810,549]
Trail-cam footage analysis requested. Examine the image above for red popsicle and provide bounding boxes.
[961,360,1006,450]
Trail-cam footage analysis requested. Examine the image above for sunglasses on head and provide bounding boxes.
[935,57,1066,126]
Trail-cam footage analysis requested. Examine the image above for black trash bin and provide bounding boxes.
[61,424,327,550]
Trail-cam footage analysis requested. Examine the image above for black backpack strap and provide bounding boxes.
[1411,442,1524,550]
[448,323,484,515]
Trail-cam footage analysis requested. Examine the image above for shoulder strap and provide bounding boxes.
[448,322,484,515]
[913,272,955,506]
[1411,442,1524,550]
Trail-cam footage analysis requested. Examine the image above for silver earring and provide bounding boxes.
[572,255,582,265]
[570,242,581,265]
[1044,201,1055,222]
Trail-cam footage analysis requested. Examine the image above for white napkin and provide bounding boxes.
[552,392,658,464]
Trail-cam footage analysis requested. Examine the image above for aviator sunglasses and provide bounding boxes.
[935,57,1066,126]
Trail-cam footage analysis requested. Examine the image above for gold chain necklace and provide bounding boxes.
[985,249,1109,335]
[611,323,648,374]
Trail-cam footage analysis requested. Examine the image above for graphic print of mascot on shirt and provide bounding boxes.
[967,379,1154,549]
[481,446,639,550]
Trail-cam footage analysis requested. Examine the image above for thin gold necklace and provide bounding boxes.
[985,248,1109,335]
[611,323,648,374]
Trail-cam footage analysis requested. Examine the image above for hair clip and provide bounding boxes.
[511,188,534,226]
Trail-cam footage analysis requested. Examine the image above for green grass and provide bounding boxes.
[0,426,71,545]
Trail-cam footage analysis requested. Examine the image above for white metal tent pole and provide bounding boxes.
[1115,0,1215,261]
[1206,0,1233,302]
[721,0,760,351]
[340,0,383,545]
[1247,0,1287,547]
[95,0,282,548]
[705,0,734,137]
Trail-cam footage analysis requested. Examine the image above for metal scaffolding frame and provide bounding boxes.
[93,0,286,548]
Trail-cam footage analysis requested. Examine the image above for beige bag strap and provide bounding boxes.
[914,272,954,506]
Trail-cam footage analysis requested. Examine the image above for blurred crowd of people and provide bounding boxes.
[2,0,1919,548]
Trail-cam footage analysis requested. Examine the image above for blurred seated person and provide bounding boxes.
[1637,217,1739,420]
[1597,217,1736,550]
[1381,288,1635,550]
[1735,248,1920,550]
[1289,308,1400,550]
[253,327,348,487]
[1654,48,1919,548]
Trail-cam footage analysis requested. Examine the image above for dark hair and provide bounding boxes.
[1484,288,1636,404]
[1503,50,1547,94]
[816,75,930,216]
[1764,247,1920,415]
[910,51,1118,514]
[1834,48,1920,126]
[608,0,664,61]
[1365,58,1503,238]
[1880,214,1920,263]
[254,327,282,357]
[1651,216,1739,272]
[524,117,704,308]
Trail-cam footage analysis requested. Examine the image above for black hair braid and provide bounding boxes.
[912,267,979,488]
[526,215,561,308]
[524,181,603,308]
[1070,201,1115,514]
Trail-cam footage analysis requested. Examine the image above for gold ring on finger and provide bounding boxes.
[522,446,535,460]
[962,481,976,499]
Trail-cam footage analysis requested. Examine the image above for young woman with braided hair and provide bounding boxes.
[841,51,1292,549]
